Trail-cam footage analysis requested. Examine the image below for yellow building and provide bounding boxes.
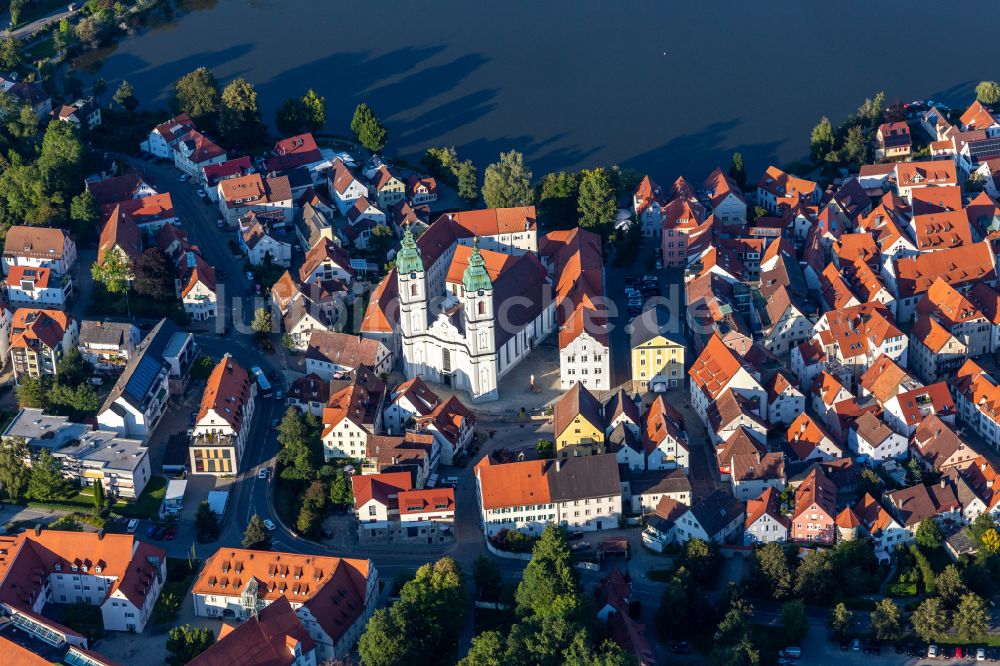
[630,305,685,392]
[553,382,606,457]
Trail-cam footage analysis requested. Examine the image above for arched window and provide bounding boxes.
[410,284,417,297]
[478,301,485,315]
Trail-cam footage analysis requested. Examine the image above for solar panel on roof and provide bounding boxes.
[124,356,161,403]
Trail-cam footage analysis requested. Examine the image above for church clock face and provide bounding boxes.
[478,290,484,296]
[410,272,417,279]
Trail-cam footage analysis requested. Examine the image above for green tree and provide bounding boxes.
[8,0,26,25]
[829,602,853,641]
[0,158,57,228]
[113,80,137,111]
[39,120,85,198]
[75,17,102,49]
[916,517,943,549]
[755,541,792,599]
[172,67,220,125]
[780,599,809,644]
[275,97,306,136]
[729,152,746,189]
[350,102,388,153]
[195,500,219,543]
[422,146,459,180]
[328,471,353,507]
[967,512,995,545]
[472,555,503,602]
[458,631,505,666]
[842,124,870,165]
[857,91,886,126]
[535,439,554,459]
[537,171,580,228]
[69,190,101,241]
[91,251,132,295]
[27,449,67,501]
[870,598,902,642]
[482,150,533,209]
[133,248,177,301]
[296,479,327,537]
[577,168,616,233]
[49,382,105,417]
[251,306,272,335]
[242,514,271,550]
[911,596,949,642]
[954,592,989,640]
[515,525,578,617]
[276,406,320,480]
[981,528,1000,556]
[359,557,467,666]
[49,514,83,531]
[683,537,719,587]
[976,81,1000,106]
[165,625,215,666]
[192,355,216,381]
[16,375,51,409]
[92,479,105,513]
[935,564,968,609]
[152,591,181,624]
[456,160,479,202]
[300,89,326,133]
[219,77,265,149]
[0,36,22,72]
[0,437,29,500]
[810,116,835,161]
[794,549,834,602]
[56,347,94,387]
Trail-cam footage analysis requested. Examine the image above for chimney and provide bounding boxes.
[33,524,41,536]
[940,478,947,489]
[983,462,988,472]
[97,529,105,541]
[556,459,563,472]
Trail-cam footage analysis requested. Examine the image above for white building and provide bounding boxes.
[396,209,556,403]
[5,265,72,309]
[97,319,193,441]
[0,529,166,633]
[2,225,77,276]
[474,454,622,537]
[78,320,141,374]
[189,355,256,476]
[191,549,378,662]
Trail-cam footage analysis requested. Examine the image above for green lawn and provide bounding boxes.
[24,34,57,60]
[885,581,918,597]
[115,475,167,519]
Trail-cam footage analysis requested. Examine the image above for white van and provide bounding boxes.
[126,519,139,534]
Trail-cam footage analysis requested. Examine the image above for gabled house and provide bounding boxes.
[238,211,292,267]
[141,113,196,158]
[642,394,689,472]
[320,367,386,460]
[886,482,961,534]
[744,486,790,545]
[328,158,369,215]
[2,226,77,278]
[189,355,256,476]
[847,412,907,462]
[766,371,805,425]
[791,468,837,544]
[855,493,910,562]
[368,165,406,209]
[173,128,227,177]
[911,413,979,473]
[688,333,766,428]
[218,174,293,223]
[176,251,217,321]
[553,382,605,457]
[305,330,392,379]
[786,412,843,462]
[881,381,955,436]
[951,358,1000,450]
[669,490,745,545]
[8,308,77,381]
[875,121,911,159]
[78,320,140,373]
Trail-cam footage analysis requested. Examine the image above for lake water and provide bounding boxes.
[78,0,1000,181]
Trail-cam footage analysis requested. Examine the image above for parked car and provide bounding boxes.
[956,646,964,659]
[928,644,938,658]
[570,541,590,552]
[244,271,254,281]
[164,528,176,541]
[567,531,584,541]
[87,376,103,386]
[145,524,157,538]
[152,526,166,540]
[196,188,206,197]
[978,647,987,661]
[670,642,690,655]
[126,519,139,534]
[258,468,269,479]
[178,173,189,182]
[851,639,860,652]
[263,519,276,531]
[216,219,226,229]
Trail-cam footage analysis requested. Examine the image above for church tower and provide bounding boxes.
[396,228,427,374]
[463,239,496,397]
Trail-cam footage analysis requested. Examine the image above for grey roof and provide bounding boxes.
[547,454,621,502]
[79,320,135,347]
[56,430,148,473]
[629,305,684,349]
[1,408,90,450]
[608,422,642,454]
[687,490,745,537]
[100,318,178,413]
[625,468,692,496]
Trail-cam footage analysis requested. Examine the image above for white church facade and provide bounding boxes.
[395,209,557,402]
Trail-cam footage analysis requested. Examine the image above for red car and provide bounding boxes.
[164,528,176,541]
[955,646,963,659]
